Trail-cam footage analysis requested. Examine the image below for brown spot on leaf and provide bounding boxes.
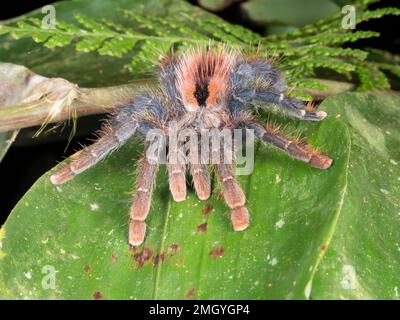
[321,244,328,251]
[152,252,166,267]
[202,203,213,216]
[174,257,185,266]
[84,264,91,272]
[186,288,196,298]
[133,247,153,267]
[93,291,103,300]
[209,247,225,258]
[111,252,118,263]
[169,243,180,254]
[153,255,160,267]
[197,222,208,233]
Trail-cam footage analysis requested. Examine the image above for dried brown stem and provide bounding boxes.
[0,80,158,133]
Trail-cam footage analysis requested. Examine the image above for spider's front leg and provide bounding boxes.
[167,150,187,202]
[229,60,327,122]
[247,122,332,169]
[255,91,327,121]
[214,146,250,231]
[190,163,211,201]
[129,146,159,246]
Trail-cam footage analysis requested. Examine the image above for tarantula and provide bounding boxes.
[50,47,332,246]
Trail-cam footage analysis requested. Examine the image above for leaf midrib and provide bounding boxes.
[152,197,172,299]
[305,122,352,299]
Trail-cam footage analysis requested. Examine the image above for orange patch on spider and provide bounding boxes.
[175,49,235,107]
[206,77,226,106]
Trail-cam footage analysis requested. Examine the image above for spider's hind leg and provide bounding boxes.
[249,122,332,169]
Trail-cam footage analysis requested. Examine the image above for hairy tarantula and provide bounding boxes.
[50,47,332,246]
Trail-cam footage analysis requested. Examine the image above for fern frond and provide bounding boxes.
[356,62,391,91]
[0,0,399,99]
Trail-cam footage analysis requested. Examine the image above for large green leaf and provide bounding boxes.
[0,91,399,299]
[311,92,400,299]
[1,0,399,301]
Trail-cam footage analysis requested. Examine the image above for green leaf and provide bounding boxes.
[311,92,400,299]
[0,92,399,299]
[128,39,171,74]
[242,0,340,26]
[356,63,391,91]
[198,0,235,12]
[97,37,137,58]
[0,0,399,300]
[43,33,74,49]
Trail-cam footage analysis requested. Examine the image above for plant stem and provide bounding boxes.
[0,78,352,133]
[0,79,158,133]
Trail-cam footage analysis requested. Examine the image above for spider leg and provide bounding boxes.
[228,60,326,121]
[215,146,249,231]
[167,154,187,202]
[255,92,327,121]
[247,122,332,169]
[187,137,210,200]
[50,120,137,185]
[129,149,159,246]
[190,163,211,200]
[50,94,168,186]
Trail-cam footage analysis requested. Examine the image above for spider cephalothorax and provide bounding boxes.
[50,47,332,246]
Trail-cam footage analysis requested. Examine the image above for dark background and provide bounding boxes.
[0,0,399,225]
